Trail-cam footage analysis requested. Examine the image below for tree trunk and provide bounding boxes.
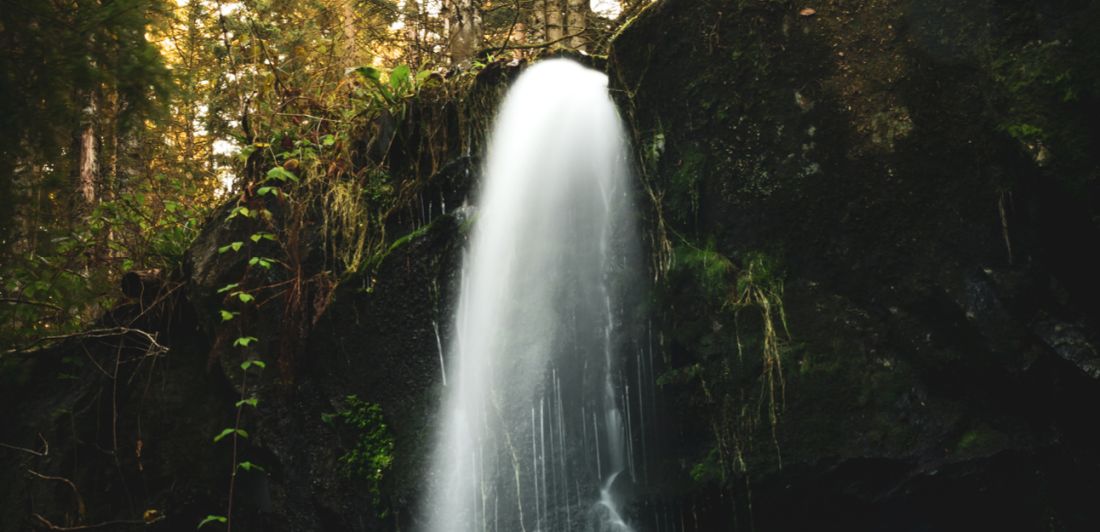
[447,0,482,66]
[340,0,360,68]
[566,0,587,51]
[530,0,546,44]
[77,95,98,209]
[0,155,13,246]
[546,0,564,47]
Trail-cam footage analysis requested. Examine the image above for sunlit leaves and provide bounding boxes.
[197,515,227,529]
[266,166,298,183]
[213,428,248,443]
[218,241,244,253]
[232,336,258,347]
[248,257,274,269]
[237,461,265,472]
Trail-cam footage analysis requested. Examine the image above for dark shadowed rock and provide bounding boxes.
[610,0,1100,529]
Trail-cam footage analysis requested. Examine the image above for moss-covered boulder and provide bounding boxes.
[611,0,1100,529]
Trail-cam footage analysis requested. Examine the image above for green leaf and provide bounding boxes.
[218,241,244,254]
[250,232,275,243]
[256,186,275,196]
[217,282,240,294]
[353,66,381,82]
[213,428,236,443]
[234,292,255,303]
[219,310,239,322]
[233,336,258,347]
[249,257,273,269]
[238,461,265,472]
[377,84,395,103]
[235,429,249,438]
[227,206,252,220]
[239,360,265,372]
[198,515,227,528]
[266,166,298,183]
[390,64,411,90]
[416,69,432,83]
[320,134,336,147]
[236,397,259,408]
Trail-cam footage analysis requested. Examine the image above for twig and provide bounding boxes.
[494,0,524,56]
[5,327,168,357]
[0,433,49,457]
[497,30,585,51]
[27,470,86,517]
[32,513,149,531]
[0,297,65,311]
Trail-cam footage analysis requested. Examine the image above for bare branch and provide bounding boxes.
[4,327,169,357]
[0,433,49,457]
[27,469,86,517]
[32,513,149,531]
[496,30,585,51]
[0,298,65,311]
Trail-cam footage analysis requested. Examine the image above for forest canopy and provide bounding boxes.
[0,0,649,351]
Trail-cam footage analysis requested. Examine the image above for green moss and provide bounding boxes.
[671,238,734,300]
[386,224,431,255]
[955,424,1003,455]
[672,148,705,218]
[690,446,724,484]
[322,395,395,505]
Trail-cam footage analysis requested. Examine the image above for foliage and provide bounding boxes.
[666,240,791,485]
[0,2,643,529]
[322,395,395,504]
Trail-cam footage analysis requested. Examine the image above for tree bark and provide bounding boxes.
[546,0,564,47]
[77,95,98,208]
[566,0,587,51]
[0,156,13,245]
[447,0,482,66]
[340,0,360,68]
[530,0,547,44]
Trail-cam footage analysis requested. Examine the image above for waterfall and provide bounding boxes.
[423,59,636,532]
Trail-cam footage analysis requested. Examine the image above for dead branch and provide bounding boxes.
[0,297,65,311]
[27,469,86,517]
[0,433,49,457]
[496,30,585,51]
[32,513,149,531]
[5,327,169,357]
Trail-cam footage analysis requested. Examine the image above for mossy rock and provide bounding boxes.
[611,0,1100,529]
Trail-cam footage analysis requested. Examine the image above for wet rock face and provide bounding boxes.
[611,0,1100,529]
[307,212,467,528]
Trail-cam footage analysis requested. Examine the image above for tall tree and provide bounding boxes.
[0,0,169,247]
[566,0,587,50]
[546,0,564,45]
[446,0,483,65]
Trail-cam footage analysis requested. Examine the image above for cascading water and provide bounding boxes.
[423,59,637,532]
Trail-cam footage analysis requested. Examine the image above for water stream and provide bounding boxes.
[423,59,637,532]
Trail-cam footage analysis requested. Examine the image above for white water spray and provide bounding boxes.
[423,59,635,532]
